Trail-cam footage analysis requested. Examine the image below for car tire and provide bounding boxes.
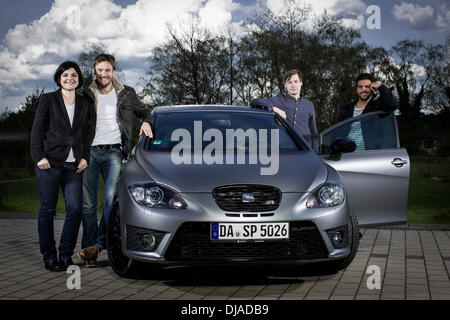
[106,201,139,278]
[334,207,360,270]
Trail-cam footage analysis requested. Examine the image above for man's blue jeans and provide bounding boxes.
[81,147,122,250]
[36,163,82,262]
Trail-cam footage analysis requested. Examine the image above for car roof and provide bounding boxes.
[152,105,270,114]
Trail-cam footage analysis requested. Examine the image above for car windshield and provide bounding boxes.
[143,111,305,154]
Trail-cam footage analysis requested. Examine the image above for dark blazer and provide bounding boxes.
[30,90,93,167]
[338,85,397,122]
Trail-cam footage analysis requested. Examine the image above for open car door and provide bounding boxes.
[319,112,409,226]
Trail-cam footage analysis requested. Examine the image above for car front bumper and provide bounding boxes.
[117,181,352,266]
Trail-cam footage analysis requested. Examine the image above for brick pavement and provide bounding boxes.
[0,217,449,300]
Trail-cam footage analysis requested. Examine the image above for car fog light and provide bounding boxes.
[139,233,156,249]
[332,232,345,248]
[326,226,349,249]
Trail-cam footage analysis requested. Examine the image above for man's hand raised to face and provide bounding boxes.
[371,82,381,94]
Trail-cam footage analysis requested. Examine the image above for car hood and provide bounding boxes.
[134,150,328,193]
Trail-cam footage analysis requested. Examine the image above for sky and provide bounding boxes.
[0,0,448,114]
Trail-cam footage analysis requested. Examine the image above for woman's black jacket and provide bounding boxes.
[30,90,93,167]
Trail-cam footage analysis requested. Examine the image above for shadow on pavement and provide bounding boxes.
[126,264,337,286]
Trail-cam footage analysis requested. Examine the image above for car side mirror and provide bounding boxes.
[328,138,356,161]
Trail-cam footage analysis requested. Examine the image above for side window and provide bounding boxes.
[320,112,398,154]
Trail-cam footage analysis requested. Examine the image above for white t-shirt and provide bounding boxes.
[65,103,76,162]
[92,89,121,146]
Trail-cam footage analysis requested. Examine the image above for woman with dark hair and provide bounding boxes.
[30,61,93,271]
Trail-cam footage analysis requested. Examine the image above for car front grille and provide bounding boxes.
[212,185,281,212]
[164,221,328,261]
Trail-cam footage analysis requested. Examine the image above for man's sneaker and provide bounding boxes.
[84,259,98,268]
[78,245,100,261]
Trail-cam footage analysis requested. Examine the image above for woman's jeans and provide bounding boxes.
[35,162,82,263]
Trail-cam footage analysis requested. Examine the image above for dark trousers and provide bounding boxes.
[35,163,82,262]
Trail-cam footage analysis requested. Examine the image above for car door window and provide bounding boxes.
[320,112,398,154]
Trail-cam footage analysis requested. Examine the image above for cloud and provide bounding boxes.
[392,2,449,31]
[411,63,427,78]
[436,4,450,31]
[0,0,243,113]
[199,0,241,34]
[3,0,227,60]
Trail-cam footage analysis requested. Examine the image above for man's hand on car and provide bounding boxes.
[272,107,287,119]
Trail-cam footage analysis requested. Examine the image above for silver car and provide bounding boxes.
[107,106,409,277]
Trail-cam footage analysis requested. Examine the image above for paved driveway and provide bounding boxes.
[0,216,449,300]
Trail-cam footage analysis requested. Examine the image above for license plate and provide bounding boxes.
[211,222,289,240]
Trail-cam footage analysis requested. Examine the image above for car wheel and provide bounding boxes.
[333,208,360,270]
[106,201,138,278]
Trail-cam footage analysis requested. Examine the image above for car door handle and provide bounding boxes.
[391,158,408,167]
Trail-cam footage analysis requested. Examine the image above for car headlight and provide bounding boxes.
[306,182,345,208]
[129,184,187,209]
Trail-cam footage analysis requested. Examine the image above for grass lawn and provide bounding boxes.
[407,157,450,224]
[0,174,105,215]
[0,157,449,224]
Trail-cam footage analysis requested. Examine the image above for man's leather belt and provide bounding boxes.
[93,144,121,150]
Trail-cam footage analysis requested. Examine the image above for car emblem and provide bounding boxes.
[242,193,255,203]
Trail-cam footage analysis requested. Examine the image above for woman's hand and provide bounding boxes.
[37,157,51,170]
[76,158,88,174]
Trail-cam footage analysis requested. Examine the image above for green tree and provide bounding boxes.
[0,88,44,170]
[0,88,44,133]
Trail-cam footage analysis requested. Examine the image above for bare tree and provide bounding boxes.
[148,14,229,106]
[78,42,110,89]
